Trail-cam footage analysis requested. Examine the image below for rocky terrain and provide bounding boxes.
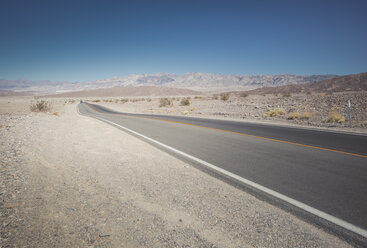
[0,97,354,247]
[79,90,367,133]
[0,73,337,93]
[242,72,367,95]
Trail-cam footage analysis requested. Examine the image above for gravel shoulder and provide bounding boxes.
[0,98,353,247]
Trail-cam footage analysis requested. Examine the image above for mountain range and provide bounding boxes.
[241,72,367,95]
[0,73,338,93]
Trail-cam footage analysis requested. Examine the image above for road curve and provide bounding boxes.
[78,102,367,238]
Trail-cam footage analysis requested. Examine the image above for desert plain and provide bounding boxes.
[1,90,365,247]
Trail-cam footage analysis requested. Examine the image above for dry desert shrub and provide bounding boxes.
[30,100,52,112]
[286,112,300,120]
[120,98,128,103]
[220,93,230,101]
[361,121,367,126]
[324,111,345,123]
[146,98,152,102]
[92,99,100,102]
[300,111,315,120]
[180,97,190,106]
[282,93,291,97]
[263,108,286,118]
[182,110,189,115]
[240,92,249,98]
[159,98,173,107]
[52,112,59,116]
[130,98,145,103]
[194,96,203,99]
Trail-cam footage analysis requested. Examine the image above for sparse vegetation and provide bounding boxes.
[146,98,152,102]
[159,98,173,107]
[180,97,190,106]
[92,99,101,102]
[194,96,203,99]
[52,112,59,116]
[361,121,367,126]
[286,112,300,120]
[182,110,189,115]
[300,111,315,120]
[220,93,230,101]
[282,93,291,97]
[263,107,286,118]
[130,98,143,103]
[324,111,345,124]
[30,100,52,112]
[240,93,249,98]
[68,99,75,104]
[120,98,128,103]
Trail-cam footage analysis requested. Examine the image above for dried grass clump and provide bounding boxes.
[180,98,190,106]
[92,99,100,102]
[324,111,345,123]
[300,111,315,120]
[159,98,173,107]
[286,112,300,120]
[30,100,52,112]
[282,93,291,97]
[182,110,189,115]
[240,93,249,98]
[120,98,128,103]
[361,121,367,126]
[52,112,59,116]
[220,93,230,101]
[212,94,218,100]
[263,108,286,118]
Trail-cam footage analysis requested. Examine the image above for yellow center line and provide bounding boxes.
[84,103,367,159]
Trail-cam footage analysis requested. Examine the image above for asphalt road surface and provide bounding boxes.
[78,102,367,238]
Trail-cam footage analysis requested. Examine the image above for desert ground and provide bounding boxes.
[0,95,362,247]
[76,91,367,133]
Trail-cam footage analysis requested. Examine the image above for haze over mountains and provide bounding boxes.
[48,86,201,97]
[0,73,337,94]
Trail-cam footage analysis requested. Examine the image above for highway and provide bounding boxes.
[78,102,367,239]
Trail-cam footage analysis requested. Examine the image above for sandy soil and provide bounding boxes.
[0,97,354,247]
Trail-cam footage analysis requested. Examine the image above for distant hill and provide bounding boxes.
[0,73,337,93]
[0,90,35,97]
[46,86,202,97]
[238,72,367,95]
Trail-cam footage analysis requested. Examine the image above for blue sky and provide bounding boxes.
[0,0,366,81]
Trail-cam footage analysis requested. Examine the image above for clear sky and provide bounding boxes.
[1,0,366,82]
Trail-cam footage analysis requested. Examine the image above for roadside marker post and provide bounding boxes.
[348,100,352,128]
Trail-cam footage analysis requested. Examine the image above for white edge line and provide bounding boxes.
[77,104,367,239]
